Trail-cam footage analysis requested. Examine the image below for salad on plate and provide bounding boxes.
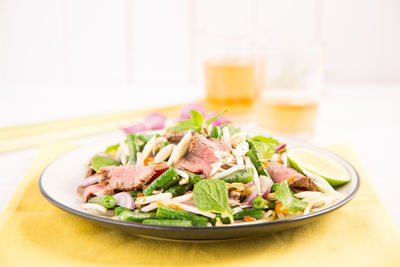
[77,105,350,227]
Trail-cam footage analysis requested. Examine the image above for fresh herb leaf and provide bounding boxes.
[168,110,204,133]
[105,143,119,154]
[193,179,233,219]
[90,155,120,172]
[205,108,229,129]
[274,181,307,214]
[251,136,279,160]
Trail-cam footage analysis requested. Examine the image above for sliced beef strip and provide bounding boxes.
[288,176,318,191]
[163,130,188,144]
[266,162,304,183]
[82,182,114,202]
[151,162,169,171]
[85,167,96,178]
[98,164,155,191]
[176,153,212,175]
[189,133,229,162]
[176,133,229,176]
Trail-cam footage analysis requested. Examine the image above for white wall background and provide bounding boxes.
[0,0,399,126]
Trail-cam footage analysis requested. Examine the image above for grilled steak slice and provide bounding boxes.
[288,176,318,191]
[266,162,304,183]
[82,182,114,202]
[164,130,188,144]
[176,153,212,175]
[176,133,229,176]
[99,165,155,191]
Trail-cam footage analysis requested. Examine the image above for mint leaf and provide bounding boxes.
[168,110,204,133]
[190,110,204,127]
[275,181,307,214]
[90,155,120,172]
[193,179,233,217]
[205,108,229,129]
[251,136,279,160]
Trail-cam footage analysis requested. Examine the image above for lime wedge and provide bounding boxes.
[287,148,351,186]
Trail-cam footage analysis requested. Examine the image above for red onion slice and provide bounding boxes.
[275,144,286,153]
[123,123,147,134]
[244,191,257,205]
[206,113,231,126]
[180,103,206,120]
[145,113,166,130]
[113,192,135,210]
[261,178,273,199]
[79,175,102,187]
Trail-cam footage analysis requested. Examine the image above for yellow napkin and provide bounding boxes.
[0,143,399,267]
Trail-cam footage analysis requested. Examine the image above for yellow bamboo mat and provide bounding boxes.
[0,142,399,267]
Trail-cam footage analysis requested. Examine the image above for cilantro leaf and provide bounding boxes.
[275,181,307,214]
[168,110,204,132]
[251,136,279,160]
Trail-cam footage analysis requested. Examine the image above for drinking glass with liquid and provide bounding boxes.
[202,33,257,114]
[257,44,324,139]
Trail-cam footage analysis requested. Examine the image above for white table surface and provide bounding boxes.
[1,83,399,228]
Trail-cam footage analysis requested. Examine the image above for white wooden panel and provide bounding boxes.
[322,0,400,82]
[64,0,127,85]
[5,0,69,84]
[3,0,127,85]
[130,0,191,82]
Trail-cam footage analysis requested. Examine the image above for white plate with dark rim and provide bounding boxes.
[39,134,360,240]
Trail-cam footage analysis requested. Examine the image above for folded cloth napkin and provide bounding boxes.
[0,143,399,267]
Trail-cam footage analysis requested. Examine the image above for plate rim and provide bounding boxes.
[38,136,360,233]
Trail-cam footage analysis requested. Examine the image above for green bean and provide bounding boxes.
[126,134,139,165]
[179,169,202,184]
[270,183,278,193]
[209,214,230,225]
[160,141,170,149]
[137,134,157,143]
[246,148,270,178]
[220,168,254,183]
[114,206,132,216]
[156,207,208,226]
[143,168,180,196]
[233,209,264,220]
[142,219,192,227]
[165,183,193,197]
[253,196,269,209]
[88,195,115,209]
[119,211,156,222]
